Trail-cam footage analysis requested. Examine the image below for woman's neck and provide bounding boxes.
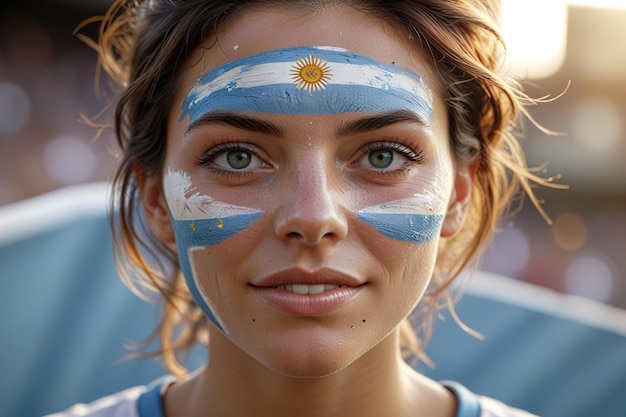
[164,330,455,417]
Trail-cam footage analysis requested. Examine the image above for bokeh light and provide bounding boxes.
[564,255,614,303]
[481,226,531,277]
[552,213,588,251]
[570,97,622,152]
[42,135,97,185]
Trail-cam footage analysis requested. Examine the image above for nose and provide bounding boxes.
[274,158,348,247]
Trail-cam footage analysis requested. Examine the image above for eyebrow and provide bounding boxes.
[184,109,429,139]
[185,111,285,138]
[335,110,430,137]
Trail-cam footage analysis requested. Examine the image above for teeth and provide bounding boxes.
[276,284,341,294]
[292,284,310,295]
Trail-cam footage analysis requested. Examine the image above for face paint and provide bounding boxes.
[180,46,432,121]
[164,169,263,332]
[356,195,444,243]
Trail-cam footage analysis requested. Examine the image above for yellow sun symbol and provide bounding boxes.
[291,54,332,93]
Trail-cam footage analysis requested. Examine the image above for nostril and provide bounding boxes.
[274,200,349,246]
[286,232,302,239]
[283,230,337,244]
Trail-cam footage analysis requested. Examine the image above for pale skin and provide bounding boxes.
[142,4,472,417]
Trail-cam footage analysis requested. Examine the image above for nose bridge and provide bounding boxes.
[296,153,332,209]
[275,151,347,245]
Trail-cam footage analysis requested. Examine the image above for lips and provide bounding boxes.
[251,267,364,315]
[253,267,363,288]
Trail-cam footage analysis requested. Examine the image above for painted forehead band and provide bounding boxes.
[180,46,433,122]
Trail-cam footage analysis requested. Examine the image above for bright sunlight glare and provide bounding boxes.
[500,0,626,80]
[499,0,568,80]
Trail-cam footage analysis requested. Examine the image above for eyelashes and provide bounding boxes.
[358,141,426,171]
[193,139,427,180]
[194,142,269,172]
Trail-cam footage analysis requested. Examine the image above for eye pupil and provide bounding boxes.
[227,150,252,169]
[369,150,393,168]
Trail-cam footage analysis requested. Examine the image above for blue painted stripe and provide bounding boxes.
[173,214,263,247]
[356,212,444,243]
[172,212,263,331]
[182,83,431,119]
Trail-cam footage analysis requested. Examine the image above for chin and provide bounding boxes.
[250,330,366,379]
[263,350,356,379]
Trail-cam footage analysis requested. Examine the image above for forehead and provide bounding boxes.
[174,5,442,110]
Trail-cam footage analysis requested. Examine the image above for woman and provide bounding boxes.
[52,0,554,415]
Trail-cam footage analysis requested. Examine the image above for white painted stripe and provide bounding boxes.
[163,169,261,220]
[189,61,431,106]
[358,195,440,215]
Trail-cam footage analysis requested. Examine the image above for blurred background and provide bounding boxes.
[0,0,625,309]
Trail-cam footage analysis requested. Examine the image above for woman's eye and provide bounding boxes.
[197,144,267,172]
[221,149,253,169]
[358,142,423,171]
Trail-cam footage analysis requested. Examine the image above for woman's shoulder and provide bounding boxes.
[43,385,147,417]
[44,375,176,417]
[442,381,539,417]
[477,395,539,417]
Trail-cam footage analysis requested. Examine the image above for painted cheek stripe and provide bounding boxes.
[172,214,263,332]
[164,170,264,332]
[180,46,432,121]
[356,198,444,243]
[356,212,443,243]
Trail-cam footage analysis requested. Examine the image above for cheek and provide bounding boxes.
[353,192,444,300]
[182,218,276,337]
[355,211,439,283]
[372,236,437,274]
[190,250,247,325]
[163,169,265,333]
[186,249,227,330]
[359,231,438,325]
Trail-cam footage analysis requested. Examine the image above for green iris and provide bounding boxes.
[368,149,393,169]
[227,150,252,169]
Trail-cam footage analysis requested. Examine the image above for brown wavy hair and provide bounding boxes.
[76,0,563,376]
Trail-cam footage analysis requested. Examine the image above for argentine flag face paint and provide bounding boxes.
[164,169,263,332]
[180,46,432,122]
[169,46,445,330]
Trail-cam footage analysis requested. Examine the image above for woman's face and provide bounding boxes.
[144,4,470,377]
